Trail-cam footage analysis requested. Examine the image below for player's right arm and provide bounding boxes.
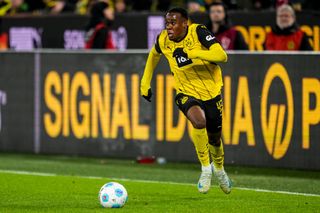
[140,37,162,102]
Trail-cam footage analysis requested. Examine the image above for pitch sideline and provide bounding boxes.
[0,169,319,198]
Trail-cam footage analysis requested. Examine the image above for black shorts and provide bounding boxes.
[175,93,223,133]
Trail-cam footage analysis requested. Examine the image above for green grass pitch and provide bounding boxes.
[0,153,319,212]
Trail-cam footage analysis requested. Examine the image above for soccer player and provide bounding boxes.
[140,7,231,194]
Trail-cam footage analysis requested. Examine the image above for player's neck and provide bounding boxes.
[174,27,188,43]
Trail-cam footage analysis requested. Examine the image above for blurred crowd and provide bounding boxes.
[0,0,319,16]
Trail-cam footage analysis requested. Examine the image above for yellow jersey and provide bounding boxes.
[155,24,225,101]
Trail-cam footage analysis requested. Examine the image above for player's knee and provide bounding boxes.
[192,118,206,129]
[208,135,221,146]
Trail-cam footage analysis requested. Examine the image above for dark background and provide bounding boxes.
[0,11,319,49]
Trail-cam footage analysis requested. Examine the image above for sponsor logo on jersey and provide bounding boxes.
[173,48,193,67]
[206,35,215,41]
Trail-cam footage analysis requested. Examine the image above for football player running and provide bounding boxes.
[140,8,231,194]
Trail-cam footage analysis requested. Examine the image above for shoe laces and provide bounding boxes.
[216,170,229,185]
[200,172,211,181]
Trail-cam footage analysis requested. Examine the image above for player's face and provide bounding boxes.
[209,5,225,23]
[165,12,188,41]
[277,10,295,29]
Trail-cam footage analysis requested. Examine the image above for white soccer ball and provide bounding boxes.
[98,182,128,208]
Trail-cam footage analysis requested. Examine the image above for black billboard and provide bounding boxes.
[0,53,35,152]
[0,50,319,170]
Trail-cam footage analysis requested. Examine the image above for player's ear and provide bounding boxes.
[183,19,188,28]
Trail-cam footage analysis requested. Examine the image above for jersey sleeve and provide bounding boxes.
[154,34,162,54]
[196,25,218,49]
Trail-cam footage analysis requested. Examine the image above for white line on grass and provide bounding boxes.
[0,169,319,198]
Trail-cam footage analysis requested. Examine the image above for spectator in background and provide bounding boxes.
[44,0,77,14]
[115,0,126,13]
[85,1,115,49]
[0,28,8,49]
[275,0,305,11]
[206,2,248,50]
[0,0,12,15]
[75,0,91,15]
[23,0,88,14]
[264,4,312,50]
[0,0,29,15]
[187,0,206,13]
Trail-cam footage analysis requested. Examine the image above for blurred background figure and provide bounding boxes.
[0,0,12,15]
[0,27,8,49]
[187,0,206,13]
[264,4,312,51]
[75,0,91,15]
[85,1,115,49]
[0,0,29,15]
[206,2,248,50]
[43,0,78,14]
[275,0,305,11]
[114,0,126,13]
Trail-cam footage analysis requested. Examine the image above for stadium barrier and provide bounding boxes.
[0,50,319,170]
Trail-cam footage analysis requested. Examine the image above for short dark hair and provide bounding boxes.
[167,7,189,20]
[208,2,227,11]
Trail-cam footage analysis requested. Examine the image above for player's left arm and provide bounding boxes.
[140,45,162,102]
[184,25,227,63]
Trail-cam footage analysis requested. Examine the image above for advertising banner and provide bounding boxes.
[0,53,35,152]
[0,51,319,169]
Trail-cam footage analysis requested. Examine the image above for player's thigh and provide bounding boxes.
[186,105,206,129]
[175,93,206,129]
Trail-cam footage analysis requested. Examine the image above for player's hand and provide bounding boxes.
[142,88,152,102]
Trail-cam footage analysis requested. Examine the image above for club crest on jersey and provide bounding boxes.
[184,38,194,48]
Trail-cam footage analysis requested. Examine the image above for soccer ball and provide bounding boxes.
[98,182,128,208]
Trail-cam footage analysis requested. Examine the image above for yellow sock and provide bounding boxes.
[190,127,210,167]
[209,139,224,170]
